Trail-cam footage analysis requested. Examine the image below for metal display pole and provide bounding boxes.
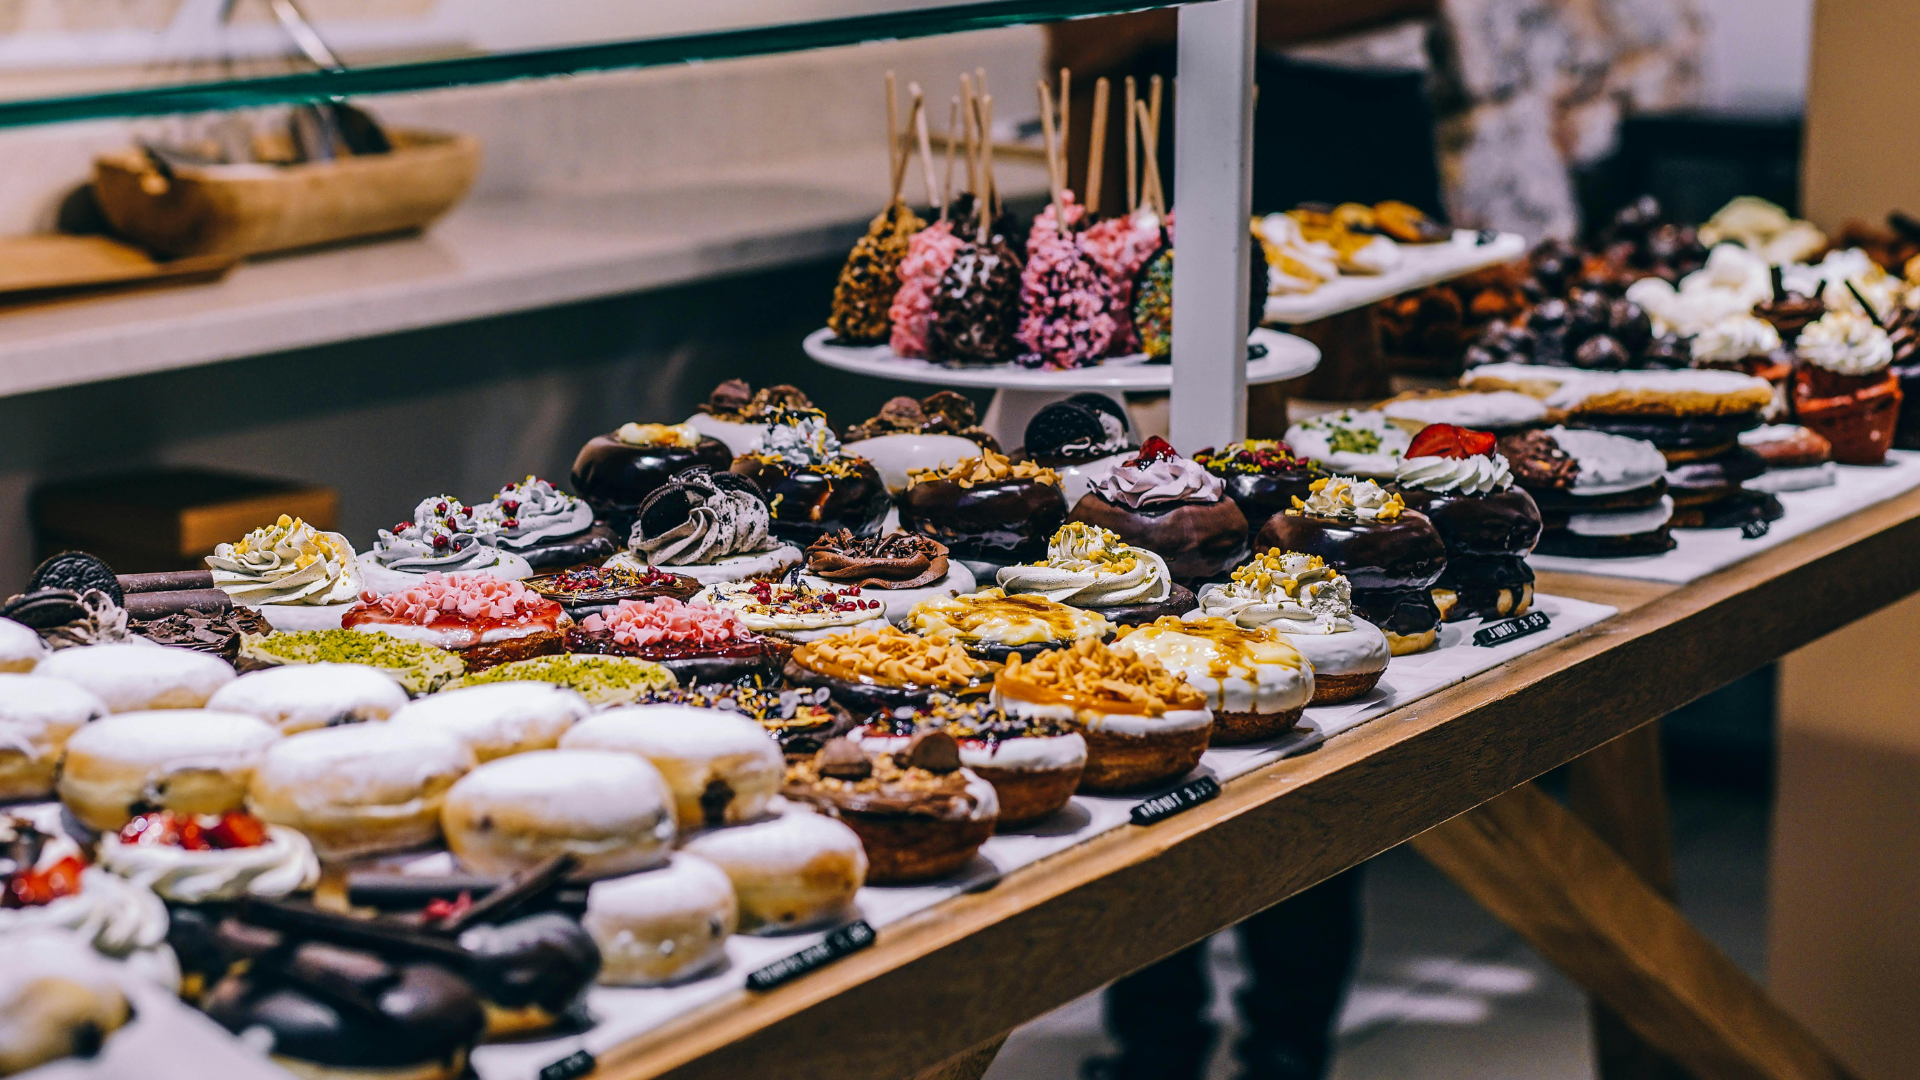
[1168,0,1257,450]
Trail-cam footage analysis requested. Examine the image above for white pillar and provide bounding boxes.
[1168,0,1257,452]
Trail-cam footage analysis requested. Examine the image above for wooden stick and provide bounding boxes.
[941,96,960,222]
[885,71,901,198]
[979,93,998,242]
[1147,74,1164,212]
[1087,77,1109,217]
[1038,80,1064,228]
[960,74,979,202]
[1058,67,1071,199]
[910,85,938,213]
[1125,76,1138,214]
[1135,99,1166,219]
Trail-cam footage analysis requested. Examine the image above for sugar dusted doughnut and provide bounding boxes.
[205,663,409,734]
[583,854,737,986]
[0,617,45,672]
[681,804,865,932]
[441,749,675,881]
[36,642,235,712]
[0,674,107,801]
[559,705,783,831]
[389,682,591,762]
[0,932,132,1076]
[58,710,281,831]
[250,723,475,859]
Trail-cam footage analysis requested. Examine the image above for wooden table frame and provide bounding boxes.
[582,488,1920,1080]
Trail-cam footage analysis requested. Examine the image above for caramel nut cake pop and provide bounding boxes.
[830,200,924,346]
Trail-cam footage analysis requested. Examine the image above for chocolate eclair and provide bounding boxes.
[784,625,995,717]
[784,734,999,884]
[1192,440,1329,537]
[571,422,733,536]
[898,449,1069,565]
[803,530,973,622]
[1256,476,1448,654]
[1067,437,1249,584]
[729,412,891,545]
[1391,425,1542,622]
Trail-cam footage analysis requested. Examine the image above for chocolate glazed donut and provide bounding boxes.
[1396,488,1543,622]
[571,436,732,534]
[1217,469,1326,537]
[730,459,892,546]
[1067,495,1249,584]
[898,478,1068,563]
[1256,511,1448,648]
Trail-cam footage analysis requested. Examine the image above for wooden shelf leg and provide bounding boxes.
[1568,723,1691,1080]
[1411,782,1859,1080]
[904,1034,1008,1080]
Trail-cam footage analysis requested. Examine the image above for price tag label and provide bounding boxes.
[540,1050,595,1080]
[1473,610,1551,647]
[1130,776,1221,826]
[746,920,877,992]
[1740,519,1770,539]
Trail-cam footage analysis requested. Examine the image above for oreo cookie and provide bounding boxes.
[1023,396,1132,463]
[635,467,766,541]
[28,551,122,607]
[0,588,91,630]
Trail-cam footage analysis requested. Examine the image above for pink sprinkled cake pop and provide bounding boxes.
[1015,227,1116,369]
[888,220,967,358]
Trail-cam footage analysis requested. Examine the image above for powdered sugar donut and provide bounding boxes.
[680,803,865,932]
[441,749,675,881]
[36,642,234,712]
[0,674,108,801]
[206,664,409,735]
[583,854,738,986]
[249,724,475,859]
[559,705,783,832]
[0,617,45,672]
[390,682,591,762]
[58,710,281,831]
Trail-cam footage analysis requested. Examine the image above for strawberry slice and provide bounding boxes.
[1407,423,1497,460]
[6,854,85,908]
[1130,436,1179,465]
[205,811,269,850]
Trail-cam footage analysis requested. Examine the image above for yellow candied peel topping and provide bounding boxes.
[229,514,345,571]
[997,637,1206,717]
[1289,475,1404,521]
[1229,550,1342,597]
[1115,616,1305,680]
[907,588,1112,646]
[907,449,1060,490]
[613,422,700,448]
[795,626,989,688]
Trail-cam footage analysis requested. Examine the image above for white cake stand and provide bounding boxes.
[802,326,1320,448]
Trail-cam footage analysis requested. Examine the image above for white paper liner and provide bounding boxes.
[471,592,1617,1080]
[1528,450,1920,584]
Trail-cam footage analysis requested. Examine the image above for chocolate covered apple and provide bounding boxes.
[1066,437,1249,584]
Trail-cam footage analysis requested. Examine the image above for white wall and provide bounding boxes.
[1696,0,1814,111]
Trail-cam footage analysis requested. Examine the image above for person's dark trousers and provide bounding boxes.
[1089,866,1363,1080]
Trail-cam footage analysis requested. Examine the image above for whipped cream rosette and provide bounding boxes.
[610,468,802,584]
[1194,551,1389,705]
[360,495,532,596]
[100,808,319,904]
[206,515,363,631]
[1255,475,1448,655]
[0,809,177,988]
[476,476,610,569]
[1793,309,1904,464]
[996,522,1191,625]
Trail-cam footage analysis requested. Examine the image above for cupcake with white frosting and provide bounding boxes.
[359,495,533,596]
[1794,308,1903,464]
[206,515,364,631]
[1193,551,1389,704]
[607,467,802,584]
[997,522,1193,625]
[1065,438,1250,584]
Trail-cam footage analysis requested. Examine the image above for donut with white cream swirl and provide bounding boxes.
[207,515,363,607]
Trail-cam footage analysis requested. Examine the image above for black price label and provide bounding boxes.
[540,1050,596,1080]
[1473,610,1552,647]
[1130,776,1221,826]
[746,920,877,992]
[1740,519,1770,539]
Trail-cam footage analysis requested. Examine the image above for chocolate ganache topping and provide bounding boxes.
[632,469,774,565]
[806,530,950,589]
[1496,430,1581,491]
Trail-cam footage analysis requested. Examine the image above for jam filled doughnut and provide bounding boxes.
[205,663,409,735]
[388,681,592,762]
[0,674,107,801]
[0,616,46,672]
[59,709,281,832]
[36,642,235,712]
[680,805,867,931]
[441,749,677,881]
[583,853,738,986]
[249,724,475,860]
[559,705,785,833]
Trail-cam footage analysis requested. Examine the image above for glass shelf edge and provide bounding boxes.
[0,0,1181,129]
